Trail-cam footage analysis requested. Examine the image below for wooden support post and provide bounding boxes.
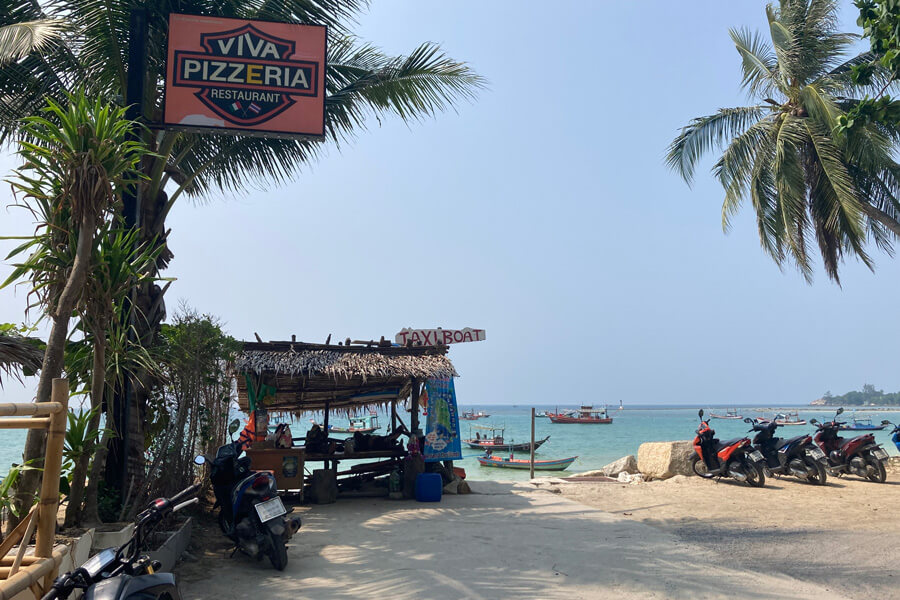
[391,401,397,434]
[410,378,420,434]
[530,407,536,479]
[8,511,37,577]
[35,379,68,560]
[323,400,330,471]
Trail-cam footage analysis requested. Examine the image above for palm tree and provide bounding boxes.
[667,0,900,283]
[1,0,484,514]
[0,332,42,386]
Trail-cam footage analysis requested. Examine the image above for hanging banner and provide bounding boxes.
[164,13,326,137]
[423,377,462,463]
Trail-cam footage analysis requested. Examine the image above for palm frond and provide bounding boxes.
[166,39,484,198]
[666,106,767,185]
[729,27,779,97]
[0,19,67,64]
[714,117,778,231]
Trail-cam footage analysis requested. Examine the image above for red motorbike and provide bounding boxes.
[691,409,766,486]
[809,408,889,483]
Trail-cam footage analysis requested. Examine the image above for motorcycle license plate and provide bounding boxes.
[749,451,764,462]
[873,448,889,461]
[807,447,826,460]
[255,497,286,523]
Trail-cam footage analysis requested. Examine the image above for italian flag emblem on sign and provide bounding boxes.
[231,101,241,111]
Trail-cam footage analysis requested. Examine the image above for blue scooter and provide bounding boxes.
[884,420,900,453]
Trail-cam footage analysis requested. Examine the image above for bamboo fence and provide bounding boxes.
[0,378,69,600]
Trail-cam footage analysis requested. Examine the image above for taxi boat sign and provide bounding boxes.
[164,14,326,137]
[395,328,486,346]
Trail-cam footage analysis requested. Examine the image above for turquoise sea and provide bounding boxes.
[1,404,898,482]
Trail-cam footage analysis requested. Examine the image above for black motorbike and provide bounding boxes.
[746,418,827,485]
[41,484,201,600]
[195,440,301,571]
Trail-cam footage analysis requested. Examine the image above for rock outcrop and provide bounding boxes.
[637,440,695,480]
[600,455,638,477]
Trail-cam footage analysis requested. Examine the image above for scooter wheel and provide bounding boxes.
[865,455,887,483]
[805,458,827,486]
[268,530,288,571]
[691,455,714,479]
[744,461,765,488]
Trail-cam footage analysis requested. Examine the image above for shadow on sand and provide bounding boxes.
[180,480,842,600]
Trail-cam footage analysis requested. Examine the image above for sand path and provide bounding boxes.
[179,481,847,599]
[557,472,900,600]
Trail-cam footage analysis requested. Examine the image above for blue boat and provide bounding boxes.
[839,416,886,431]
[477,454,577,471]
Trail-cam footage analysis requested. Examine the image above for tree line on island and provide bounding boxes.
[819,384,900,406]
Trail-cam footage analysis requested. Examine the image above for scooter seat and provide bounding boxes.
[779,435,808,449]
[715,437,745,451]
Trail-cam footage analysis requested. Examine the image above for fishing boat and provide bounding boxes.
[463,425,550,452]
[477,454,577,471]
[548,405,613,424]
[544,408,578,419]
[839,416,887,431]
[323,413,381,434]
[774,411,806,426]
[460,409,490,421]
[710,408,742,420]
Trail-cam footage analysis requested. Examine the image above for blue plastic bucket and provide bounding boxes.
[415,472,443,502]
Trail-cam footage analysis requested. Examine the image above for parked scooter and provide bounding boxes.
[41,484,201,600]
[746,417,827,485]
[887,420,900,453]
[195,423,301,571]
[691,409,766,486]
[809,408,890,483]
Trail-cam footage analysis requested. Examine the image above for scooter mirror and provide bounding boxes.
[194,455,206,465]
[809,418,818,425]
[836,407,844,415]
[882,420,891,425]
[228,418,241,438]
[744,418,753,424]
[698,409,704,418]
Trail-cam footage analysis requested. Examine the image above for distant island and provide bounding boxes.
[811,384,900,406]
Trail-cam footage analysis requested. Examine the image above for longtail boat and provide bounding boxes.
[325,413,381,434]
[477,454,577,471]
[463,425,550,452]
[548,405,612,424]
[774,411,806,426]
[839,416,886,431]
[710,408,742,420]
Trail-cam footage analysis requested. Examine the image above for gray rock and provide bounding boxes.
[599,455,638,477]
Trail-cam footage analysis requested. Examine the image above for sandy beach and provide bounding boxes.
[178,480,853,600]
[556,468,900,600]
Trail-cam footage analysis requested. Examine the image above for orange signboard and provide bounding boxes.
[164,14,326,137]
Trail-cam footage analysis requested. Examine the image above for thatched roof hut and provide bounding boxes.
[0,334,42,385]
[234,340,457,416]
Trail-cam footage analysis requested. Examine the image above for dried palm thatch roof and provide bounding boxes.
[234,340,457,414]
[0,334,43,386]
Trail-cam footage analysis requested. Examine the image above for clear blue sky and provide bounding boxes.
[2,1,899,407]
